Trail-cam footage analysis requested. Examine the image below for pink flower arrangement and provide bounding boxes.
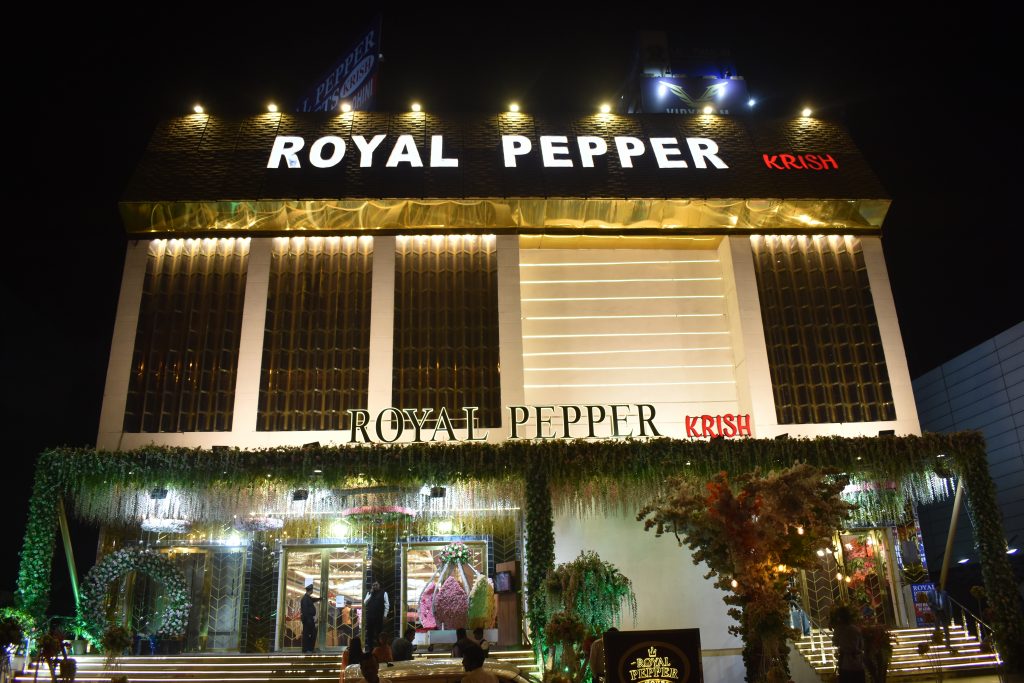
[434,576,469,629]
[418,581,437,629]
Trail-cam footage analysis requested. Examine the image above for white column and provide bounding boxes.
[232,238,272,433]
[366,237,396,415]
[496,235,525,441]
[860,236,921,435]
[96,241,150,450]
[723,236,778,436]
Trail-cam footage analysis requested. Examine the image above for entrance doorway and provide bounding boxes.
[799,528,907,629]
[277,545,366,651]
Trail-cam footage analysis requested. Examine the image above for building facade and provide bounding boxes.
[913,322,1024,578]
[38,111,949,680]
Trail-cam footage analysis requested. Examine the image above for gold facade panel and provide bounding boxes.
[751,235,895,424]
[121,198,888,235]
[258,236,373,431]
[123,238,249,432]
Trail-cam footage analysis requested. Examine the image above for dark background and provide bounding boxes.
[2,10,1020,615]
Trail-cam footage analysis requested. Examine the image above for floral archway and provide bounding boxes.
[79,548,191,642]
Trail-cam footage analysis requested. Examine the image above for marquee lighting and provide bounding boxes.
[267,103,279,113]
[509,103,520,112]
[523,346,731,357]
[521,295,725,303]
[411,102,422,112]
[340,102,352,113]
[599,103,611,113]
[801,107,812,117]
[193,104,204,114]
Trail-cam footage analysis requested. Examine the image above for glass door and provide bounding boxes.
[278,546,365,651]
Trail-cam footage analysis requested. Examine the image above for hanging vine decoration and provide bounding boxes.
[79,548,191,645]
[12,432,1022,671]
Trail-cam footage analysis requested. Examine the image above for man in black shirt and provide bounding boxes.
[300,583,321,653]
[363,581,389,653]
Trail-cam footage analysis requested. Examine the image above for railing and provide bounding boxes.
[947,595,1001,664]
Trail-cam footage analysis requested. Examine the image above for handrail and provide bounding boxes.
[946,594,1001,663]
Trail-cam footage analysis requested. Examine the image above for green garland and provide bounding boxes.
[80,549,191,642]
[526,465,555,663]
[16,467,60,624]
[955,448,1024,671]
[13,432,1023,671]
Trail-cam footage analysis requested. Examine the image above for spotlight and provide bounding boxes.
[340,102,352,113]
[1007,548,1019,555]
[747,98,756,107]
[430,486,447,498]
[267,103,279,113]
[193,104,204,114]
[878,429,895,436]
[411,102,422,112]
[957,558,970,564]
[702,105,713,114]
[509,102,520,112]
[801,107,812,117]
[150,488,168,500]
[303,441,321,448]
[599,103,611,114]
[293,490,309,501]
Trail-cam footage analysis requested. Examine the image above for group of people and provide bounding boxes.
[302,581,498,683]
[301,581,390,654]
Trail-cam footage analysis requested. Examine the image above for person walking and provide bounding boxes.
[301,582,322,653]
[363,581,389,653]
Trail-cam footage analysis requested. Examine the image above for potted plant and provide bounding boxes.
[68,616,90,656]
[100,626,132,669]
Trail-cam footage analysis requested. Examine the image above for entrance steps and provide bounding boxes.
[13,649,540,683]
[794,624,1003,679]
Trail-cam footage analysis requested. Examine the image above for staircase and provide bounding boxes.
[13,649,541,683]
[794,624,1003,679]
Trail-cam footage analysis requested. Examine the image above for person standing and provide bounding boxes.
[928,587,952,647]
[363,581,389,653]
[830,605,866,683]
[301,583,322,653]
[392,627,417,661]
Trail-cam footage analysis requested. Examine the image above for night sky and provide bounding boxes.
[2,11,1020,611]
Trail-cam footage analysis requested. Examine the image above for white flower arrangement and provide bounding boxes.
[80,549,191,639]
